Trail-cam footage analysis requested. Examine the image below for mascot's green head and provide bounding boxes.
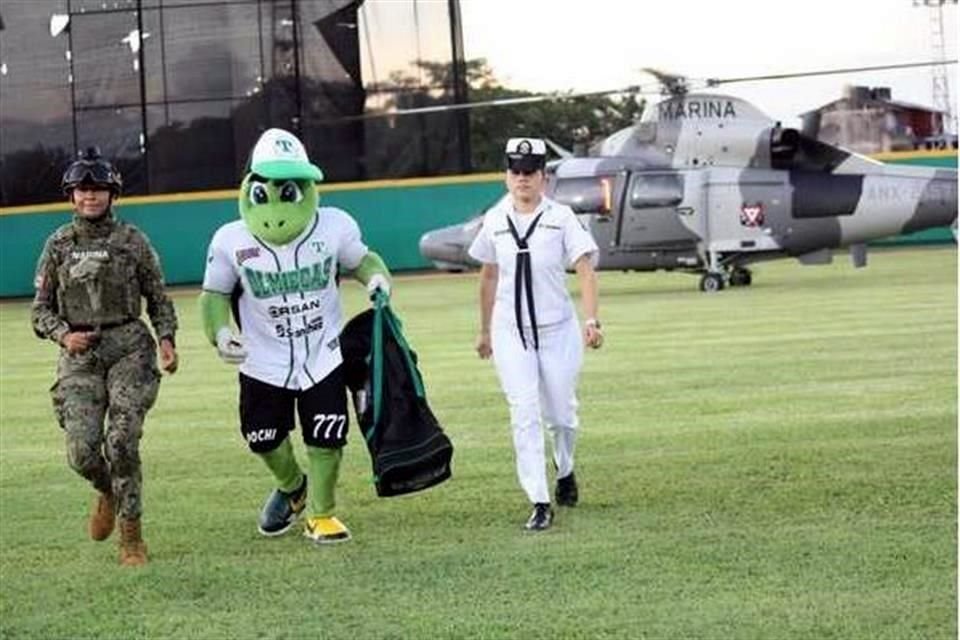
[240,128,323,245]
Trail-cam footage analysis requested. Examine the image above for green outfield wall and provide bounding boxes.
[1,150,955,298]
[0,175,505,298]
[873,151,957,168]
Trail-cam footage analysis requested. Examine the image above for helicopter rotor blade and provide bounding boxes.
[318,59,958,124]
[387,85,646,117]
[640,67,691,96]
[543,138,574,158]
[312,84,650,125]
[706,59,958,87]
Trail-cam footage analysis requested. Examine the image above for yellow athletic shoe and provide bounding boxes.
[303,516,351,544]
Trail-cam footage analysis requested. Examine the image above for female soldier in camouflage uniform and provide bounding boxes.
[31,148,179,567]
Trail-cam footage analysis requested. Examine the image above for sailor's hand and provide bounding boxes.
[61,331,96,355]
[584,319,603,349]
[216,327,247,365]
[366,273,391,301]
[475,330,492,360]
[159,337,179,374]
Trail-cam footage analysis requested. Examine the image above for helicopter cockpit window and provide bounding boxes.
[550,176,615,215]
[628,173,684,208]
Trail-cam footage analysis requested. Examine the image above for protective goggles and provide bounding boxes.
[63,162,117,187]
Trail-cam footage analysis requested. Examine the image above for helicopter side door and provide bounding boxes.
[703,168,789,254]
[613,171,702,269]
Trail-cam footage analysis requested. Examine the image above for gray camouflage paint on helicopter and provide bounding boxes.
[419,93,957,288]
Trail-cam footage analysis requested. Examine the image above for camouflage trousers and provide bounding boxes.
[50,320,161,520]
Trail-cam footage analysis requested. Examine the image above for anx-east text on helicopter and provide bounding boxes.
[418,92,957,291]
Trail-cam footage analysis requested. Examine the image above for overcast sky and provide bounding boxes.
[459,0,958,129]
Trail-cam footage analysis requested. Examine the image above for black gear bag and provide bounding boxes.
[340,292,453,497]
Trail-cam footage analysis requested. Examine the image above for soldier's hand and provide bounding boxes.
[61,331,96,355]
[216,327,247,365]
[159,338,178,374]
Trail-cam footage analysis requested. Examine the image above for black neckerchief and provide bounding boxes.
[506,209,544,350]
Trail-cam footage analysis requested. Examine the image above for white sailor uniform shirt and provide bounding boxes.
[467,195,598,337]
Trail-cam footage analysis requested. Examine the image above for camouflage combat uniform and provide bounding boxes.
[31,212,178,520]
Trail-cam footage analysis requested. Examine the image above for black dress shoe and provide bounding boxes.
[555,472,579,507]
[524,503,554,531]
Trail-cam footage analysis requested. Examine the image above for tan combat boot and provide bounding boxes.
[89,492,115,541]
[118,518,148,567]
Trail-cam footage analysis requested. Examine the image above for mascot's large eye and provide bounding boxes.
[249,183,269,206]
[278,181,303,204]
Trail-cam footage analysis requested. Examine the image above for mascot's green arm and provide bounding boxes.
[352,251,391,286]
[199,290,232,346]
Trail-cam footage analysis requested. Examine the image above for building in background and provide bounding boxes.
[0,0,470,206]
[801,85,957,155]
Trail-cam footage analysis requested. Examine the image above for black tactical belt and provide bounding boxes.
[69,318,136,331]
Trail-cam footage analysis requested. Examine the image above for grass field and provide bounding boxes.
[0,247,956,639]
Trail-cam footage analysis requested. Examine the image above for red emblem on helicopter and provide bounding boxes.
[740,202,765,227]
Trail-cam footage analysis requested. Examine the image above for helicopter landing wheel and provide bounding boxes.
[699,272,725,293]
[728,267,752,287]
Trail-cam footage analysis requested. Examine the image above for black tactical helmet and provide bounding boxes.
[61,147,123,195]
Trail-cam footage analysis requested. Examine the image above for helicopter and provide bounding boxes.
[416,65,958,291]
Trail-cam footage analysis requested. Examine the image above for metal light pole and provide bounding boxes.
[66,0,78,155]
[136,0,150,192]
[913,0,958,134]
[447,0,471,173]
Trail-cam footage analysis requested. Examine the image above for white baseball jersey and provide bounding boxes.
[203,207,368,390]
[467,195,598,331]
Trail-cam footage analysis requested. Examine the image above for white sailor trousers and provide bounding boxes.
[492,315,583,504]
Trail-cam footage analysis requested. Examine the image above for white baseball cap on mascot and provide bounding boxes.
[250,128,324,182]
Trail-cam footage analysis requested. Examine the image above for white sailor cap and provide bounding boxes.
[504,137,547,171]
[249,128,324,182]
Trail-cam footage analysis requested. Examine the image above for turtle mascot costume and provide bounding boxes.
[199,128,391,543]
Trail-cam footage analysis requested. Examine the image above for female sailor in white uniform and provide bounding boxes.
[468,137,603,531]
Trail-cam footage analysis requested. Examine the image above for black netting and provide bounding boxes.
[0,0,470,206]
